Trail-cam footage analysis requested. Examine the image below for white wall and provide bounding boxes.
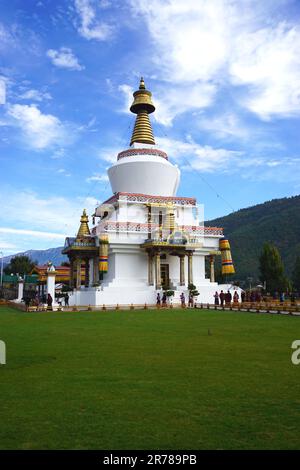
[103,244,148,287]
[108,155,180,196]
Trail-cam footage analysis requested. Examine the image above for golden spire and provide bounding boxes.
[130,77,155,146]
[77,209,90,238]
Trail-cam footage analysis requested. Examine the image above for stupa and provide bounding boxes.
[63,78,234,306]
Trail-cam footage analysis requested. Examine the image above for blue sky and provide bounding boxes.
[1,0,300,255]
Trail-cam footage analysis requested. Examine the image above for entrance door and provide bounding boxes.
[161,264,169,289]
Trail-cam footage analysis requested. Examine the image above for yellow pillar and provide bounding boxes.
[155,252,161,289]
[179,255,185,286]
[84,258,89,288]
[210,255,215,283]
[148,253,154,285]
[69,258,74,288]
[188,252,193,286]
[76,258,81,289]
[93,256,99,285]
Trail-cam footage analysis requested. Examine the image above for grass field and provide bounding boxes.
[0,305,300,450]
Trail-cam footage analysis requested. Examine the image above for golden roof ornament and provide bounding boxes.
[163,207,176,234]
[130,77,156,146]
[77,209,91,238]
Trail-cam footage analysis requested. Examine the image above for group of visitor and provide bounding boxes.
[22,292,70,309]
[156,292,194,308]
[213,289,297,305]
[156,292,167,307]
[213,290,242,305]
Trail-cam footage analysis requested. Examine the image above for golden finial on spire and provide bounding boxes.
[139,77,146,89]
[130,77,155,146]
[77,209,91,238]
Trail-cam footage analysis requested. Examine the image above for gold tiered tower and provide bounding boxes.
[77,209,90,238]
[130,77,156,146]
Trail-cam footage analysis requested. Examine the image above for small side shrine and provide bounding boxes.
[62,210,99,288]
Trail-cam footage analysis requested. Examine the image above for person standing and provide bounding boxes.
[214,291,219,305]
[162,292,167,307]
[225,290,232,305]
[180,292,185,308]
[233,291,239,303]
[64,293,69,307]
[219,290,225,306]
[47,293,53,310]
[156,293,161,306]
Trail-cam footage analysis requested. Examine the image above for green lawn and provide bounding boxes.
[0,306,300,450]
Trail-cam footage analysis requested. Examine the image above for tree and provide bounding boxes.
[188,283,199,298]
[292,255,300,292]
[4,255,36,276]
[259,242,289,294]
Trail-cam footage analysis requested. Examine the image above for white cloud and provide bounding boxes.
[51,148,66,159]
[0,22,15,50]
[154,83,216,126]
[99,145,124,163]
[86,174,109,183]
[230,23,300,119]
[198,112,250,140]
[128,0,300,121]
[0,187,99,255]
[0,239,16,250]
[74,0,114,41]
[47,47,84,71]
[118,84,133,112]
[57,168,71,177]
[156,135,300,178]
[7,104,66,149]
[19,88,52,102]
[156,136,242,172]
[0,228,66,240]
[0,190,99,239]
[0,76,6,104]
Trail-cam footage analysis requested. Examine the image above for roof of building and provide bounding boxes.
[2,274,38,284]
[31,265,86,283]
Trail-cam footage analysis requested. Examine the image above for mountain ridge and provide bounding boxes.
[207,194,300,280]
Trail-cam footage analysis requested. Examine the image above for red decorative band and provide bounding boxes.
[117,148,168,161]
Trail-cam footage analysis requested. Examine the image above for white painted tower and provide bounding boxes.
[64,78,225,306]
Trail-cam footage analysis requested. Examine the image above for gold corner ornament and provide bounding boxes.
[77,209,91,238]
[130,77,156,146]
[220,239,235,275]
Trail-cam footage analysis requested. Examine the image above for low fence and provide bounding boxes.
[195,301,300,315]
[6,300,300,315]
[21,303,177,312]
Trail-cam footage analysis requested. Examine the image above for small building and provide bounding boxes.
[31,264,86,294]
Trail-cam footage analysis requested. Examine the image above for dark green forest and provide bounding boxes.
[208,195,300,282]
